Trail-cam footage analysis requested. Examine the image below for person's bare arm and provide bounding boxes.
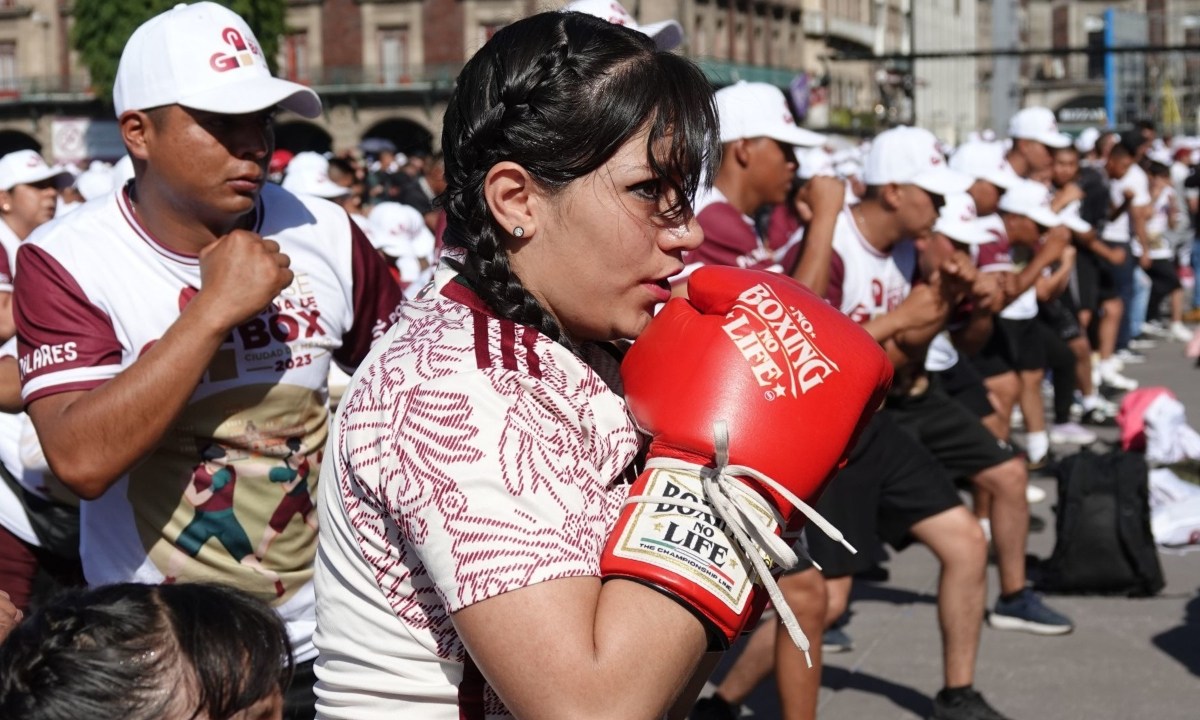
[1036,246,1076,301]
[1051,183,1084,212]
[1130,202,1153,267]
[0,590,22,644]
[1012,226,1070,295]
[26,231,292,500]
[789,177,846,295]
[0,292,13,343]
[453,576,708,720]
[668,653,723,720]
[0,357,20,413]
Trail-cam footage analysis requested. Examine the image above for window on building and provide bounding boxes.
[378,26,409,85]
[478,22,505,52]
[280,31,308,83]
[1086,23,1106,80]
[0,41,16,94]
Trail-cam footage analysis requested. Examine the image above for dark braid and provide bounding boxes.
[441,11,720,348]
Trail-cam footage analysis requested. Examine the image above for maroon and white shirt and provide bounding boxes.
[314,259,641,719]
[13,182,403,662]
[677,188,802,285]
[806,206,915,324]
[972,213,1038,321]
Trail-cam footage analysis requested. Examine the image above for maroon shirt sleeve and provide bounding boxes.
[333,218,405,371]
[766,203,799,252]
[824,250,846,311]
[15,244,123,403]
[688,203,759,268]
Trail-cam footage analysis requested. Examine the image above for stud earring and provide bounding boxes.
[512,226,525,238]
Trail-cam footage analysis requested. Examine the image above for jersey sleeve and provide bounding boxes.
[14,244,123,404]
[824,250,846,311]
[1129,171,1152,207]
[333,219,405,371]
[689,203,759,269]
[381,369,622,612]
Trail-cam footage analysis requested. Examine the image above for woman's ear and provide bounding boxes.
[483,161,538,241]
[0,189,12,214]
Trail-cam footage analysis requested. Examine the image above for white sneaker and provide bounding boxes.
[1050,422,1098,446]
[1100,366,1139,391]
[1141,322,1171,339]
[1027,484,1048,504]
[1170,321,1193,342]
[1128,338,1157,351]
[1116,348,1148,363]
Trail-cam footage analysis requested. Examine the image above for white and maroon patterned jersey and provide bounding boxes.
[314,262,641,719]
[806,206,915,324]
[971,214,1038,321]
[13,182,403,662]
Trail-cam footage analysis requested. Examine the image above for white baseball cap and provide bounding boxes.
[281,166,350,200]
[1008,107,1071,149]
[932,193,992,245]
[796,147,835,179]
[114,2,321,119]
[949,141,1021,191]
[1058,200,1092,235]
[0,150,74,192]
[564,0,684,51]
[863,126,973,196]
[75,162,117,201]
[1075,127,1101,153]
[998,179,1063,228]
[715,81,825,148]
[368,202,436,261]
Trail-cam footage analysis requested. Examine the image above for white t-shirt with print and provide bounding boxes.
[313,261,640,719]
[14,182,403,662]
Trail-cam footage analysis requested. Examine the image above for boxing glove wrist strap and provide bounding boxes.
[623,422,856,667]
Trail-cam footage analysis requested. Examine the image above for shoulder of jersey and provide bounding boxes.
[262,181,352,230]
[26,192,124,251]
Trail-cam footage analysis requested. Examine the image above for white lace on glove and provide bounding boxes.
[623,421,855,667]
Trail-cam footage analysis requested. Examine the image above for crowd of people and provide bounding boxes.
[0,2,1197,720]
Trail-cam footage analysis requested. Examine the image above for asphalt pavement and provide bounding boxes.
[699,331,1200,720]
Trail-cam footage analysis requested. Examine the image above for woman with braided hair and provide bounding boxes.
[312,10,722,720]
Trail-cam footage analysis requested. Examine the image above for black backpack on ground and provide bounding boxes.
[1038,449,1165,597]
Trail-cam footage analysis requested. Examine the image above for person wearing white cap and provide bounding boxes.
[949,140,1021,217]
[10,4,403,718]
[562,0,684,50]
[0,150,72,274]
[709,129,1019,720]
[674,81,823,287]
[1006,106,1072,177]
[366,201,437,296]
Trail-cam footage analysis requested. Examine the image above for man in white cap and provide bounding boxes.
[673,81,824,288]
[700,129,1016,720]
[563,0,684,50]
[12,4,403,717]
[1006,106,1072,177]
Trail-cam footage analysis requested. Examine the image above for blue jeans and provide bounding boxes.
[1129,266,1151,340]
[1108,242,1136,349]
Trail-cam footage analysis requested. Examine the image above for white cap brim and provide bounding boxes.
[1027,131,1072,149]
[762,125,826,149]
[911,166,974,196]
[179,76,322,119]
[981,166,1022,191]
[999,200,1062,228]
[2,166,74,192]
[934,218,993,245]
[640,19,684,51]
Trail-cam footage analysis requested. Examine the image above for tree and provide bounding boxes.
[72,0,286,105]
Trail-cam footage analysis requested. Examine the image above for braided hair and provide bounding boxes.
[0,583,292,720]
[441,11,719,348]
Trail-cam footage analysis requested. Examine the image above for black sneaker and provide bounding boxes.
[691,694,740,720]
[931,688,1012,720]
[988,588,1074,635]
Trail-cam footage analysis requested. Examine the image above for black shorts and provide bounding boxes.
[932,357,995,418]
[1075,246,1120,310]
[1146,258,1181,296]
[973,316,1047,376]
[884,384,1015,480]
[794,412,963,578]
[1039,298,1082,341]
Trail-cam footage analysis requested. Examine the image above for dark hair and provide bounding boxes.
[0,583,293,720]
[440,11,719,347]
[1115,130,1146,157]
[200,443,226,461]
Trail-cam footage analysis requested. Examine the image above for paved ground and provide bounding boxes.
[699,333,1200,719]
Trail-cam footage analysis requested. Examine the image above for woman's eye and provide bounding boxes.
[630,181,661,202]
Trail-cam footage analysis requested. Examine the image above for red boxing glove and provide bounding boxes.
[601,266,892,656]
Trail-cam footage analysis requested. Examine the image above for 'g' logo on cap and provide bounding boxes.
[210,27,260,73]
